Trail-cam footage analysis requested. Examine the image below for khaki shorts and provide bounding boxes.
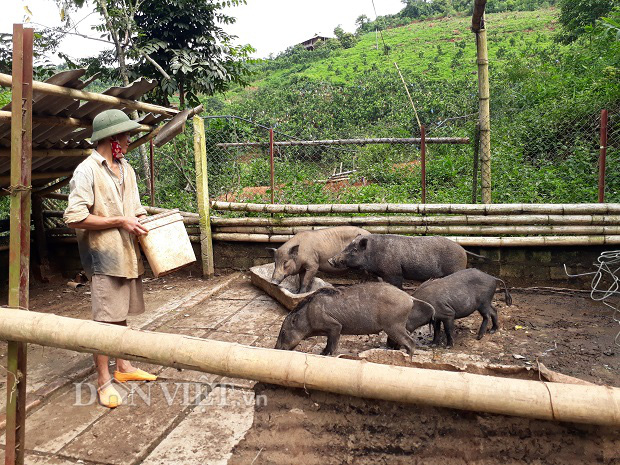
[91,275,145,322]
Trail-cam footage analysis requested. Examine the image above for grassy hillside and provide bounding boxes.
[190,7,618,206]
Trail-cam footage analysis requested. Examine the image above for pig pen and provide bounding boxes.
[0,269,618,464]
[227,277,620,464]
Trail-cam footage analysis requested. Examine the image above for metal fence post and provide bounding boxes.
[269,128,275,204]
[193,116,214,278]
[421,125,426,204]
[598,109,608,203]
[6,23,33,465]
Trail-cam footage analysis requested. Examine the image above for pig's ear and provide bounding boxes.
[266,247,278,256]
[358,237,368,250]
[289,245,299,258]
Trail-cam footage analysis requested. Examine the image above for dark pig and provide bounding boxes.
[392,268,512,348]
[269,226,370,293]
[328,234,472,289]
[274,283,419,356]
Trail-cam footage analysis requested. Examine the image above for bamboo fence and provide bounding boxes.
[44,202,620,247]
[210,202,620,215]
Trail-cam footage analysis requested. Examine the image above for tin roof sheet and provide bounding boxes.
[0,69,171,189]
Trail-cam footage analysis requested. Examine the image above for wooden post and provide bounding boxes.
[193,116,214,278]
[474,11,491,204]
[6,24,33,465]
[31,195,50,282]
[149,139,155,206]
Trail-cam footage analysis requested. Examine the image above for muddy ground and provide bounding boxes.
[1,271,619,464]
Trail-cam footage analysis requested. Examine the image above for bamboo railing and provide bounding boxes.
[1,308,619,426]
[44,202,620,247]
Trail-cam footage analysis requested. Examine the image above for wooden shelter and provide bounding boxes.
[0,24,200,465]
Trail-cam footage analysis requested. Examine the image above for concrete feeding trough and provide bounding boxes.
[249,263,333,311]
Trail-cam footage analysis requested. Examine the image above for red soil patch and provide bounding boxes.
[217,178,373,201]
[391,160,420,172]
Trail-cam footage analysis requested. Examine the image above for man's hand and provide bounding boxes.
[121,217,149,236]
[68,214,148,235]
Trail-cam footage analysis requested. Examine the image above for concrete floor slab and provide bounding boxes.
[17,378,106,454]
[58,381,206,465]
[141,387,255,465]
[167,299,247,332]
[216,305,283,335]
[216,281,267,301]
[0,346,90,414]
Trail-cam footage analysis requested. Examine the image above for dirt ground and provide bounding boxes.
[228,283,620,465]
[0,270,618,464]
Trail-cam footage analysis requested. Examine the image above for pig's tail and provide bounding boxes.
[411,297,436,321]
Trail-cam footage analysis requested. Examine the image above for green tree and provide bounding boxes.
[56,0,254,107]
[333,25,358,49]
[557,0,615,43]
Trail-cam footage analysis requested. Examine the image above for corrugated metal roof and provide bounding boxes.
[0,69,170,189]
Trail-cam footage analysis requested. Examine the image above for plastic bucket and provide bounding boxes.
[138,209,196,277]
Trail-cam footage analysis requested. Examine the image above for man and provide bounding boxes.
[64,109,157,408]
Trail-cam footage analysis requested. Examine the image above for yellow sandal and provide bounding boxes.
[97,384,122,408]
[114,368,157,383]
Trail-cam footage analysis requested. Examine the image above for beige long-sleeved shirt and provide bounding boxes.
[63,151,146,278]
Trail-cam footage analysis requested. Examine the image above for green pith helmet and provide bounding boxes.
[90,109,141,143]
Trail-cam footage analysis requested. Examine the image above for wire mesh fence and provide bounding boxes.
[199,103,617,208]
[202,115,477,207]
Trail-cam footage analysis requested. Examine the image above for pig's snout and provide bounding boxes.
[271,270,286,285]
[328,256,343,268]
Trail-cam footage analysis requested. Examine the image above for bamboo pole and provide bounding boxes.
[474,12,491,204]
[33,177,71,197]
[6,24,33,465]
[209,215,620,227]
[210,233,620,246]
[0,73,178,117]
[210,202,620,215]
[40,193,68,201]
[193,116,214,278]
[143,206,199,217]
[128,126,162,153]
[0,171,72,185]
[212,225,620,236]
[0,110,153,132]
[215,137,469,148]
[0,308,619,426]
[0,149,91,158]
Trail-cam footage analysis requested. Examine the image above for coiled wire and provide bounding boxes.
[565,250,620,347]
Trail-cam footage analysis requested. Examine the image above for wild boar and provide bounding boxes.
[274,283,419,356]
[389,268,512,349]
[328,234,475,289]
[269,226,370,293]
